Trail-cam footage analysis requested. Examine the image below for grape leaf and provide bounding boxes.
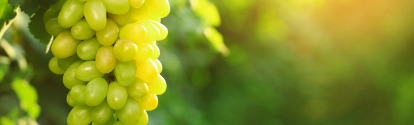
[0,0,16,30]
[28,8,52,45]
[7,0,24,8]
[20,0,58,16]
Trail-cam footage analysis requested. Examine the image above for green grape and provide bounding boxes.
[91,101,114,124]
[96,19,119,46]
[45,18,68,36]
[129,0,145,8]
[149,20,168,41]
[145,0,170,18]
[150,42,160,59]
[153,59,162,73]
[67,105,92,125]
[78,0,86,2]
[119,23,147,43]
[135,59,158,82]
[129,5,148,23]
[126,79,148,98]
[136,93,158,111]
[85,78,109,106]
[147,74,166,95]
[142,21,160,42]
[84,0,107,31]
[58,0,84,28]
[51,0,67,10]
[113,121,126,125]
[92,115,115,125]
[113,40,138,62]
[49,57,65,74]
[75,61,104,81]
[63,61,87,89]
[71,19,96,40]
[67,92,77,107]
[115,61,136,86]
[115,97,141,125]
[107,82,128,109]
[69,85,86,104]
[136,110,148,125]
[148,15,161,22]
[77,37,102,60]
[43,8,59,23]
[96,46,117,73]
[51,31,81,58]
[101,0,130,14]
[108,12,131,26]
[134,42,153,61]
[57,54,80,70]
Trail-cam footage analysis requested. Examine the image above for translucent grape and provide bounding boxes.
[75,61,104,81]
[92,101,114,124]
[49,57,65,74]
[96,19,119,46]
[63,61,87,89]
[136,110,148,125]
[145,0,170,18]
[153,59,162,73]
[113,40,138,62]
[51,31,81,58]
[69,85,86,104]
[134,42,154,61]
[107,82,128,109]
[85,78,109,106]
[119,23,147,44]
[84,0,107,31]
[92,116,114,125]
[67,105,92,125]
[114,61,136,86]
[101,0,130,14]
[129,0,145,8]
[45,18,68,36]
[147,74,166,95]
[115,97,141,125]
[149,20,168,41]
[67,93,77,107]
[142,21,160,42]
[136,93,158,111]
[71,19,96,40]
[57,55,80,70]
[77,37,101,60]
[150,42,160,59]
[96,46,117,73]
[126,79,149,98]
[58,0,84,28]
[135,59,158,82]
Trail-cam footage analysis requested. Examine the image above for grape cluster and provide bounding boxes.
[45,0,169,124]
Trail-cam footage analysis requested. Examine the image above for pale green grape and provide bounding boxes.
[119,23,147,43]
[58,0,84,28]
[149,20,168,41]
[92,116,114,125]
[96,19,119,46]
[96,46,117,73]
[57,54,80,70]
[145,0,170,18]
[75,61,104,81]
[153,59,162,73]
[108,12,131,26]
[67,92,77,107]
[142,21,160,42]
[85,78,108,106]
[136,93,158,111]
[51,31,81,58]
[113,121,126,125]
[45,18,68,36]
[49,57,65,74]
[78,0,86,2]
[69,85,86,104]
[134,42,153,61]
[113,40,138,62]
[135,59,158,82]
[101,0,130,14]
[147,74,166,95]
[115,61,136,86]
[107,82,128,109]
[126,79,148,98]
[67,105,92,125]
[136,110,148,125]
[91,101,114,124]
[77,37,101,60]
[71,19,96,40]
[129,0,145,8]
[43,8,59,23]
[63,61,87,89]
[84,0,107,30]
[115,97,141,125]
[150,42,160,59]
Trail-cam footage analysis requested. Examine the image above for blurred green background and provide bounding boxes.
[2,0,414,125]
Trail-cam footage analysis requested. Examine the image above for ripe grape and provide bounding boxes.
[107,82,128,109]
[113,39,138,62]
[153,58,162,73]
[75,61,104,81]
[63,61,87,89]
[115,61,137,86]
[129,0,145,8]
[77,37,101,60]
[66,93,77,107]
[58,0,84,28]
[147,74,166,95]
[57,55,80,70]
[135,42,154,61]
[135,59,158,82]
[67,105,92,125]
[85,78,109,106]
[115,97,142,125]
[45,18,68,36]
[69,85,86,104]
[101,0,130,14]
[95,46,117,73]
[96,19,119,46]
[84,0,107,31]
[49,57,65,74]
[126,79,149,98]
[91,101,114,124]
[71,19,96,40]
[51,31,81,58]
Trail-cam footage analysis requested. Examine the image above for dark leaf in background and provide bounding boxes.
[7,0,24,8]
[0,0,16,30]
[20,0,58,16]
[28,8,51,45]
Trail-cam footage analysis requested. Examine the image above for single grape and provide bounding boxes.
[126,79,149,98]
[84,0,107,30]
[147,74,166,95]
[96,19,119,46]
[119,23,147,43]
[153,59,162,73]
[101,0,130,14]
[107,82,128,109]
[149,20,168,41]
[108,12,131,26]
[75,61,104,81]
[45,18,68,36]
[129,0,145,8]
[51,31,81,58]
[77,37,102,60]
[91,101,114,124]
[115,97,141,125]
[57,54,80,70]
[63,61,87,89]
[85,78,109,106]
[67,92,77,107]
[145,0,170,18]
[115,61,136,86]
[113,39,138,62]
[67,105,92,125]
[136,93,158,111]
[58,0,84,28]
[69,85,86,104]
[142,21,160,42]
[71,19,96,40]
[150,42,160,59]
[96,46,117,73]
[134,42,154,61]
[135,59,158,82]
[49,57,65,74]
[137,110,148,125]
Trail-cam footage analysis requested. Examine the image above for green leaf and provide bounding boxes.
[20,0,59,16]
[11,78,40,118]
[28,8,52,45]
[0,0,16,30]
[190,0,221,26]
[203,27,228,55]
[7,0,24,8]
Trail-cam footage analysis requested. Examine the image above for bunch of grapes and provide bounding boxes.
[45,0,169,124]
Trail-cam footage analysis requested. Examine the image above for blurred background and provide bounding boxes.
[2,0,414,125]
